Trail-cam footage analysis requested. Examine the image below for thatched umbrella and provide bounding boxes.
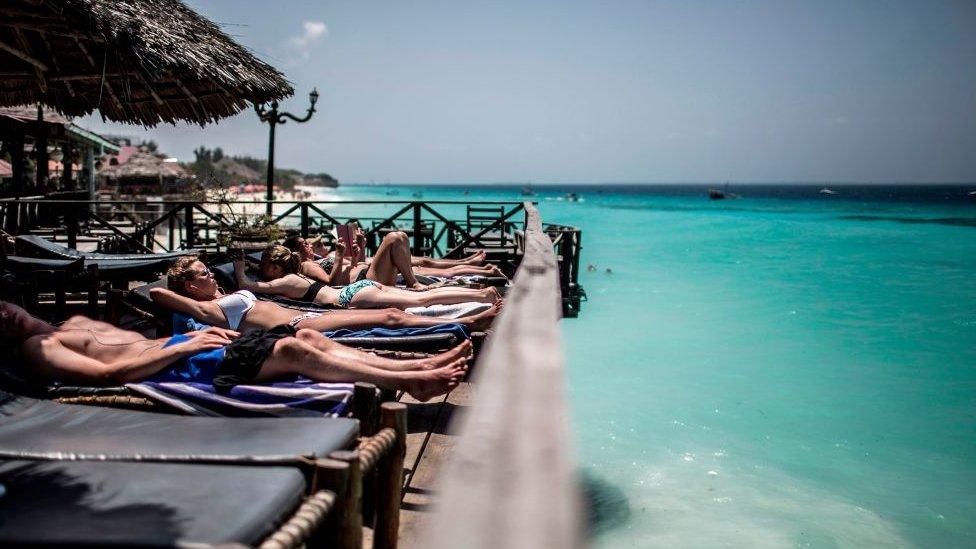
[0,0,294,126]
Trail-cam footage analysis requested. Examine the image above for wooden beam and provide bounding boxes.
[12,28,47,93]
[37,31,74,98]
[0,37,49,71]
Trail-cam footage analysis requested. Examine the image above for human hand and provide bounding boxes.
[200,326,240,340]
[334,240,346,258]
[177,331,232,354]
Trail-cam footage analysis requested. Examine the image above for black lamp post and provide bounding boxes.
[254,88,319,216]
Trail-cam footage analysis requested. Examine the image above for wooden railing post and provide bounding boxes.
[301,202,310,238]
[66,210,78,249]
[168,211,176,251]
[183,204,195,249]
[412,202,423,256]
[326,451,363,549]
[373,402,407,549]
[86,264,99,318]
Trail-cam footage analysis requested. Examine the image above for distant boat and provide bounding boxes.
[968,190,976,196]
[521,186,536,196]
[708,188,726,200]
[565,192,581,202]
[820,187,838,195]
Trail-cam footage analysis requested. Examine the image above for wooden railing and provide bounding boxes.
[423,202,583,549]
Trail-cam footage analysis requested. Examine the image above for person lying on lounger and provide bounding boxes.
[0,301,468,401]
[284,231,504,284]
[244,246,502,310]
[150,257,500,333]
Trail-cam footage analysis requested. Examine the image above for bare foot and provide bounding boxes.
[479,287,502,303]
[404,359,468,401]
[403,340,472,370]
[410,282,429,291]
[462,302,501,331]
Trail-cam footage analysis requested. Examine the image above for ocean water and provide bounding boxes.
[306,183,976,548]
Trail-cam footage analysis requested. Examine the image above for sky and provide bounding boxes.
[78,0,976,184]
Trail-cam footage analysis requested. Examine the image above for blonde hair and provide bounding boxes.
[260,245,301,276]
[166,256,201,293]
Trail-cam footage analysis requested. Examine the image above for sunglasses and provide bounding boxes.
[196,267,214,278]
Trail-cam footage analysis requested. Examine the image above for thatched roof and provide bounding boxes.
[99,146,187,181]
[0,0,294,126]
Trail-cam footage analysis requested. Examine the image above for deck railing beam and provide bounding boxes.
[423,202,582,549]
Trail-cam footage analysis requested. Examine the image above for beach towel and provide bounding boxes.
[405,302,492,319]
[127,378,353,417]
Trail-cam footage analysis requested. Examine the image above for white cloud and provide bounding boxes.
[289,20,328,58]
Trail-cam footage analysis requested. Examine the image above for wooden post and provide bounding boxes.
[301,202,309,238]
[62,143,74,191]
[168,209,176,251]
[353,382,379,437]
[9,132,25,197]
[35,107,49,191]
[327,451,363,549]
[66,210,77,249]
[86,264,99,317]
[53,270,66,321]
[412,202,423,256]
[105,288,123,325]
[315,457,352,549]
[183,204,195,249]
[373,402,407,549]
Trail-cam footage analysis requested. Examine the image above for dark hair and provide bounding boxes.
[282,235,305,254]
[260,245,301,276]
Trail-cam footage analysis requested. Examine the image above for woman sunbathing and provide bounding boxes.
[286,230,505,286]
[243,246,502,311]
[151,257,500,334]
[2,300,469,401]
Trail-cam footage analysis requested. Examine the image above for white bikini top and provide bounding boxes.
[215,290,256,330]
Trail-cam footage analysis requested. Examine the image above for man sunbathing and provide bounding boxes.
[151,257,500,334]
[0,301,469,401]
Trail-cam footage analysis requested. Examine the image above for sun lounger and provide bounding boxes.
[0,389,407,549]
[0,459,328,548]
[16,234,193,262]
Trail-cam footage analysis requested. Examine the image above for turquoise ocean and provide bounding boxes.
[305,183,976,548]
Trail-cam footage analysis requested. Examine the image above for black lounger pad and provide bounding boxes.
[17,234,193,262]
[0,459,305,546]
[0,393,357,461]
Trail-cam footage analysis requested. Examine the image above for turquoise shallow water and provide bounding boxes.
[311,184,976,548]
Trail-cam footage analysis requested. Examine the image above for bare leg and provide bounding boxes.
[297,307,493,331]
[256,334,466,401]
[366,232,422,288]
[292,329,472,371]
[351,285,500,309]
[412,251,485,268]
[414,264,506,278]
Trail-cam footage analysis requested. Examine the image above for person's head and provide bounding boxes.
[307,235,330,257]
[260,245,301,280]
[167,256,219,299]
[282,235,314,261]
[0,300,55,342]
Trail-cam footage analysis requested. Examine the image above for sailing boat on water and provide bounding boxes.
[820,186,838,195]
[709,181,738,200]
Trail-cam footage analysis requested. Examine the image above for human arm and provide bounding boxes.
[232,259,292,295]
[300,260,332,284]
[24,331,231,385]
[150,287,226,327]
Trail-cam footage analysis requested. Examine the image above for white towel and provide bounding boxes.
[405,301,492,319]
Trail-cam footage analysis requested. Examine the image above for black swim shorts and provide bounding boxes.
[212,324,297,393]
